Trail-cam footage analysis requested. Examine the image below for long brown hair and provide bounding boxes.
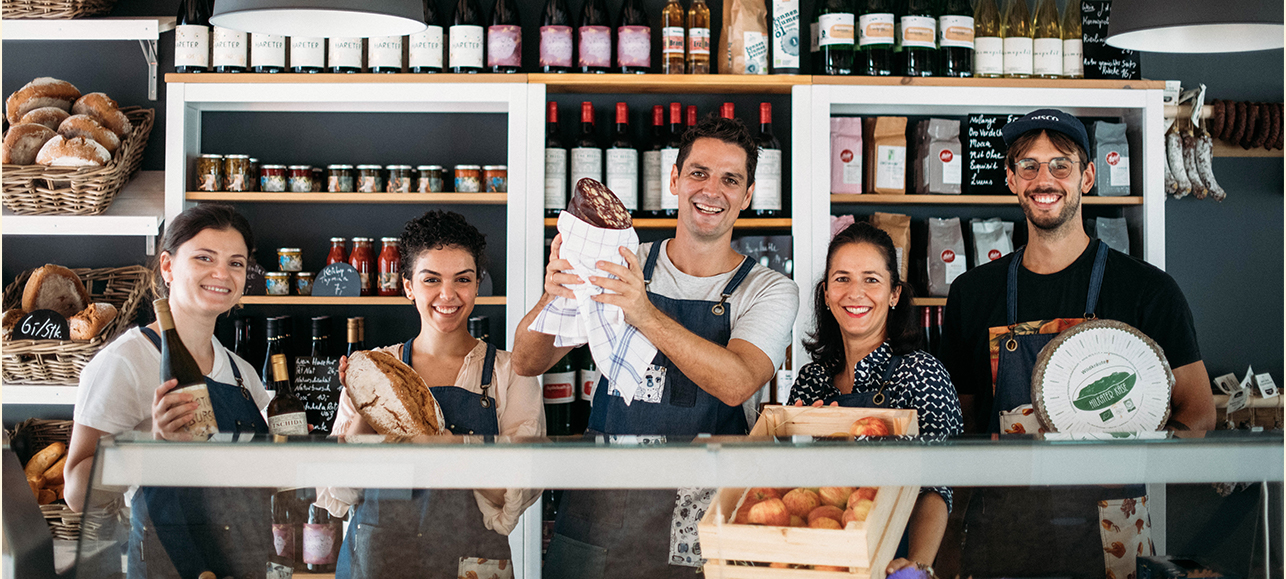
[151,204,255,299]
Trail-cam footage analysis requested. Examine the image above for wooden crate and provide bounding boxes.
[700,406,921,578]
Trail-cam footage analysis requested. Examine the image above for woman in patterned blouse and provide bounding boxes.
[790,221,963,574]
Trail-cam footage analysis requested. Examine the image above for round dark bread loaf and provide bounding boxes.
[567,178,632,229]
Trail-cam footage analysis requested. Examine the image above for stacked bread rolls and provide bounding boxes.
[2,78,134,167]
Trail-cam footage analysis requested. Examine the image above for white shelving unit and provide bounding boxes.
[2,171,165,253]
[3,17,178,100]
[2,384,79,405]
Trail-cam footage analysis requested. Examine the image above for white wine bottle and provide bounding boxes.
[972,0,1002,78]
[1032,0,1061,78]
[1001,0,1032,78]
[1061,0,1083,78]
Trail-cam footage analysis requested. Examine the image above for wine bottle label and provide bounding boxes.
[448,25,485,68]
[545,147,568,209]
[542,371,576,404]
[642,150,663,210]
[606,148,640,210]
[251,34,286,68]
[540,26,574,67]
[898,15,935,48]
[659,147,680,210]
[369,36,404,69]
[570,147,603,186]
[752,148,782,211]
[858,13,895,47]
[580,369,601,403]
[771,0,800,69]
[1063,38,1083,76]
[272,524,295,560]
[578,25,612,67]
[173,383,218,440]
[1003,37,1033,75]
[937,15,974,48]
[662,26,685,55]
[409,27,445,68]
[1033,38,1062,75]
[974,36,1003,74]
[818,13,855,47]
[303,524,339,565]
[269,411,309,435]
[688,27,711,55]
[290,37,325,68]
[212,27,248,67]
[487,25,523,67]
[743,31,768,73]
[175,25,210,68]
[617,25,652,67]
[809,22,819,53]
[328,38,363,68]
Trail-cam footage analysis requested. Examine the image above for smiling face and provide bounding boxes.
[670,137,754,241]
[1007,132,1094,234]
[403,246,478,335]
[825,242,901,348]
[159,227,248,317]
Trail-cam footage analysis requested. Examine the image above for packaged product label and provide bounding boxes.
[752,148,782,210]
[212,27,248,67]
[580,369,601,403]
[830,116,863,193]
[268,411,309,435]
[606,148,640,210]
[271,524,294,560]
[1108,153,1129,186]
[570,147,603,185]
[809,22,819,53]
[898,15,936,48]
[578,25,612,66]
[544,148,568,209]
[250,34,286,68]
[875,145,906,190]
[617,25,652,67]
[771,0,801,69]
[303,524,339,565]
[662,26,686,55]
[328,37,363,68]
[642,150,663,210]
[487,25,523,67]
[928,217,966,296]
[1033,37,1062,76]
[543,371,576,404]
[969,218,1012,266]
[1003,37,1033,75]
[743,31,769,74]
[175,25,211,68]
[660,148,680,209]
[974,36,1004,74]
[818,13,855,47]
[937,15,974,48]
[540,25,574,66]
[1063,38,1084,76]
[448,25,484,68]
[858,13,895,46]
[289,37,325,68]
[369,35,403,69]
[688,27,712,55]
[942,148,962,185]
[409,27,445,68]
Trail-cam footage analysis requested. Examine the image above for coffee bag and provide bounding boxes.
[1092,121,1130,196]
[831,117,863,194]
[927,217,966,296]
[866,116,907,194]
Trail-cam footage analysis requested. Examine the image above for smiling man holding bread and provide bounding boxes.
[514,115,799,578]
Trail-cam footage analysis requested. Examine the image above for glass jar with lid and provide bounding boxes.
[311,167,326,192]
[326,237,347,266]
[356,165,383,193]
[196,154,223,191]
[295,272,315,296]
[288,165,313,192]
[416,165,444,192]
[483,165,507,192]
[377,237,402,296]
[454,164,482,192]
[266,272,292,296]
[348,237,376,296]
[224,155,252,192]
[386,165,413,193]
[277,247,303,272]
[260,165,287,192]
[327,165,355,192]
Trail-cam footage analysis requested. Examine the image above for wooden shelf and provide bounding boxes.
[830,194,1143,205]
[543,217,792,229]
[533,73,810,94]
[166,73,528,84]
[1213,141,1283,158]
[4,17,176,40]
[813,77,1166,90]
[912,298,947,307]
[239,296,505,306]
[187,192,507,204]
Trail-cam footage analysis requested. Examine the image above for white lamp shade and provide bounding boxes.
[1106,0,1283,53]
[210,0,427,38]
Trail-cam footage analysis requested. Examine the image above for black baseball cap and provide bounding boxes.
[1001,108,1091,157]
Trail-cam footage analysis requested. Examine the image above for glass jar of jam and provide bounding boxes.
[288,165,313,192]
[416,165,444,192]
[483,165,507,192]
[454,164,482,192]
[224,155,251,192]
[197,154,223,191]
[295,272,315,296]
[385,165,413,193]
[277,247,303,272]
[348,237,375,296]
[326,237,347,265]
[327,165,355,192]
[356,165,383,193]
[266,272,292,296]
[260,164,287,192]
[311,167,326,192]
[377,237,402,296]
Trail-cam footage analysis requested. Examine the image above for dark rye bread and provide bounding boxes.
[345,350,445,437]
[567,178,632,229]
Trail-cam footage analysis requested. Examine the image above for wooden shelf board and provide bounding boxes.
[1213,141,1283,158]
[166,73,528,84]
[533,73,810,94]
[911,298,947,307]
[3,17,176,40]
[186,192,507,204]
[239,296,505,305]
[830,194,1143,205]
[813,77,1166,90]
[4,171,165,235]
[543,217,792,228]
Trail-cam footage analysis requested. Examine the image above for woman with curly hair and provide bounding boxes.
[320,210,544,578]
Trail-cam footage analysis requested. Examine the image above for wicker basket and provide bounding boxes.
[2,265,152,385]
[1,0,115,19]
[2,107,154,216]
[9,418,123,541]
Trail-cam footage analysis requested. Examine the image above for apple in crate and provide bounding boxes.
[850,416,891,436]
[789,515,806,527]
[809,516,843,530]
[782,488,821,517]
[818,486,855,509]
[848,487,877,508]
[846,498,875,523]
[747,498,791,526]
[733,501,757,524]
[807,505,845,525]
[747,487,781,501]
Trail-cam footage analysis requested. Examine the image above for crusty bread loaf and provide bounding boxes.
[57,114,119,155]
[23,441,65,480]
[69,302,117,341]
[6,78,81,125]
[19,107,70,131]
[21,265,91,318]
[2,309,26,341]
[345,350,446,437]
[567,178,632,229]
[2,123,56,165]
[35,135,110,167]
[72,93,131,137]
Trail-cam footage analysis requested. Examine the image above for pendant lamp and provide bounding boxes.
[1106,0,1283,53]
[210,0,426,38]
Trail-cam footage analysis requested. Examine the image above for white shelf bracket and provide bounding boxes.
[139,39,159,100]
[145,234,156,255]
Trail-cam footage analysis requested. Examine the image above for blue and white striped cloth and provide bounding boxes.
[528,211,656,405]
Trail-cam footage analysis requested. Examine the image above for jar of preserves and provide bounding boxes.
[348,237,375,296]
[295,272,315,296]
[327,165,355,192]
[266,272,292,295]
[483,165,507,192]
[454,164,482,192]
[416,165,444,192]
[224,155,251,192]
[260,165,288,192]
[377,237,402,296]
[356,165,383,193]
[197,154,223,191]
[386,165,413,193]
[248,158,260,191]
[311,167,326,192]
[288,165,313,192]
[277,247,303,272]
[326,237,347,265]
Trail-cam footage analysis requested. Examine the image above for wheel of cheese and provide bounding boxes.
[1031,319,1173,433]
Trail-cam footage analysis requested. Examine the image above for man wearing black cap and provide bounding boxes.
[939,109,1214,578]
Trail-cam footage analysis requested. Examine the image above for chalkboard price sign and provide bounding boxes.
[294,356,342,435]
[13,309,71,341]
[1081,0,1141,80]
[314,263,361,297]
[964,113,1022,194]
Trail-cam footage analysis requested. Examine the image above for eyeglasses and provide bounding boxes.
[1011,157,1080,180]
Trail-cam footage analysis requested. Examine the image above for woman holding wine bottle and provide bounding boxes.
[320,209,544,579]
[65,203,273,578]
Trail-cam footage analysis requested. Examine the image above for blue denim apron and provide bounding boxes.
[128,327,272,579]
[546,241,757,579]
[336,339,511,579]
[823,354,901,408]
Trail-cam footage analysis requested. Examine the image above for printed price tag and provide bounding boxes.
[1253,373,1278,399]
[13,310,70,341]
[1226,386,1250,414]
[1213,373,1240,395]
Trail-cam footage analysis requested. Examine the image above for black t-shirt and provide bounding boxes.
[940,240,1202,425]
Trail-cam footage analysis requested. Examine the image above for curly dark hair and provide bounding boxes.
[675,113,758,188]
[398,210,488,281]
[803,221,922,375]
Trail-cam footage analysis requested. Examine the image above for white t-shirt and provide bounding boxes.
[75,327,271,435]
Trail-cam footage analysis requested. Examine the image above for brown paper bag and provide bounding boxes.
[870,212,911,283]
[719,0,769,74]
[865,116,908,194]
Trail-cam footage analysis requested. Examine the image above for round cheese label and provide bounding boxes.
[1032,319,1173,432]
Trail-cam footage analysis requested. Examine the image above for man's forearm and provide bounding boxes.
[1169,360,1215,431]
[511,292,569,376]
[635,308,774,407]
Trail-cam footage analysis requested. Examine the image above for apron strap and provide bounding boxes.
[872,354,902,407]
[642,239,665,288]
[478,343,497,409]
[710,256,756,316]
[1084,240,1109,318]
[402,337,415,366]
[140,326,162,350]
[1006,246,1026,327]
